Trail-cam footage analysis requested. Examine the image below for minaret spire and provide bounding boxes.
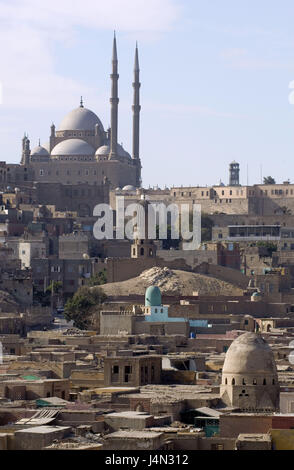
[80,96,84,108]
[132,42,141,161]
[109,31,119,159]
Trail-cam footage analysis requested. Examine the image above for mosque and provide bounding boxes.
[19,34,141,192]
[220,332,280,412]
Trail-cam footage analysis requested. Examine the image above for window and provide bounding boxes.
[112,365,119,374]
[40,169,44,176]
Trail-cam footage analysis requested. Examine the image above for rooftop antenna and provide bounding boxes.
[80,96,84,108]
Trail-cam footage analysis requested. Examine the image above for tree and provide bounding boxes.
[263,176,276,185]
[46,281,63,311]
[201,214,214,242]
[88,269,107,286]
[46,281,62,295]
[64,286,107,330]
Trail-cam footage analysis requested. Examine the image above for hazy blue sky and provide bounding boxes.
[1,0,294,188]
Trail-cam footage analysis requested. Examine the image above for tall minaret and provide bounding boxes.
[132,42,141,160]
[109,32,119,159]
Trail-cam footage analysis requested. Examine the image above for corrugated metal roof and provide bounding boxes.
[15,409,59,426]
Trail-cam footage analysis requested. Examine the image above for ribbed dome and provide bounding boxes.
[96,145,110,156]
[31,145,49,157]
[51,139,95,156]
[58,107,104,132]
[222,332,277,376]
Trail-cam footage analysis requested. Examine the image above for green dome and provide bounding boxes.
[252,291,262,297]
[145,286,162,307]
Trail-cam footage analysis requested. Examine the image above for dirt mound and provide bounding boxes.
[101,267,243,297]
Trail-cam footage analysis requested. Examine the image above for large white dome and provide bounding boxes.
[222,332,277,376]
[51,139,95,156]
[58,107,104,132]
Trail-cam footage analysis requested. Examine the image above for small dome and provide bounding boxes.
[58,107,104,132]
[96,143,131,159]
[31,145,49,157]
[51,139,95,157]
[222,332,277,376]
[122,185,136,191]
[145,286,162,307]
[96,145,110,156]
[252,291,262,297]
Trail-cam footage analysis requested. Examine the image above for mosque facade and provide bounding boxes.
[1,35,141,209]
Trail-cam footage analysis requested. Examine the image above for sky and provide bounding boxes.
[0,0,294,188]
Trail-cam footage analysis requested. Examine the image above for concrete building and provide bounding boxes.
[104,355,162,388]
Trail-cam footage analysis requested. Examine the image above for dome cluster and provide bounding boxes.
[37,105,132,161]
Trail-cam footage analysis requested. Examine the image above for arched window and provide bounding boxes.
[232,378,235,385]
[225,378,228,385]
[263,379,267,385]
[253,379,257,385]
[242,379,246,385]
[140,248,144,256]
[272,379,275,385]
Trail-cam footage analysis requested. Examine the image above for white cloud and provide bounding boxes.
[0,0,181,110]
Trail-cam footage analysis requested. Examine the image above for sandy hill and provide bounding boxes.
[101,267,244,297]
